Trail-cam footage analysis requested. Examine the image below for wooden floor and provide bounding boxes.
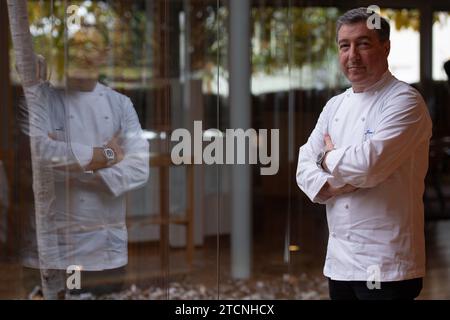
[419,219,450,299]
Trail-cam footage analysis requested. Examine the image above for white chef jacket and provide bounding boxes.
[296,71,432,281]
[22,82,149,271]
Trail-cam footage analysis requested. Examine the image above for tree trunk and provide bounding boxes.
[7,0,61,300]
[6,0,38,88]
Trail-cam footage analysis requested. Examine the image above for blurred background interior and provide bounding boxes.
[1,0,450,299]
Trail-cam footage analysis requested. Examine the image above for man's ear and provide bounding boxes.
[384,40,391,57]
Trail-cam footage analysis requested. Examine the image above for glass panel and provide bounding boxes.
[433,11,450,81]
[252,6,344,93]
[215,3,342,300]
[3,0,222,299]
[2,1,448,301]
[383,9,420,84]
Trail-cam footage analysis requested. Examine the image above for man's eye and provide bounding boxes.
[339,44,349,50]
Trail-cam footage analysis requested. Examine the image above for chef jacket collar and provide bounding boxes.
[350,70,394,96]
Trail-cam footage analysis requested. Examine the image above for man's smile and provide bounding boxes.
[348,66,366,70]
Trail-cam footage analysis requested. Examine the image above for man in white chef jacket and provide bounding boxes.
[19,26,150,299]
[296,8,432,300]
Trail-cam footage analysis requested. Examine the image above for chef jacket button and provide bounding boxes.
[335,118,339,122]
[104,116,109,120]
[346,234,351,240]
[69,115,74,119]
[361,117,365,122]
[345,204,349,209]
[331,232,336,237]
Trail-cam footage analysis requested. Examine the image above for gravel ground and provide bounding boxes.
[28,273,329,300]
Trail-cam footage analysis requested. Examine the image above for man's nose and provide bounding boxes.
[349,44,361,61]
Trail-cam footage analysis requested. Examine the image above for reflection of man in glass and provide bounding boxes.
[296,8,432,300]
[8,2,149,299]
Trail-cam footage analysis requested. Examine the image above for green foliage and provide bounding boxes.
[251,7,340,74]
[22,2,442,86]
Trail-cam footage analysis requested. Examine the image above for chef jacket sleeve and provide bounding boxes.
[24,84,93,171]
[97,98,149,197]
[296,97,346,204]
[324,87,432,188]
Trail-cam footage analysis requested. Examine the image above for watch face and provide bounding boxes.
[104,148,115,160]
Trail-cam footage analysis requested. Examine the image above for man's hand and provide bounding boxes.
[85,131,125,171]
[321,134,335,172]
[105,132,124,164]
[318,134,358,200]
[48,130,125,171]
[324,134,334,152]
[318,182,358,201]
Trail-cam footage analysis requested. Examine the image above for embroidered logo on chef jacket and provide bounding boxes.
[52,125,66,141]
[363,129,375,141]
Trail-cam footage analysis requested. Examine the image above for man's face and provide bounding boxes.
[337,22,390,89]
[67,27,107,79]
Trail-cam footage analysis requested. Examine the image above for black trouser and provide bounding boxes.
[328,277,423,300]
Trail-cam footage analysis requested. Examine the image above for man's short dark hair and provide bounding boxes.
[336,7,390,43]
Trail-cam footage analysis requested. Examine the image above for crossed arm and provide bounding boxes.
[296,91,432,204]
[47,132,124,172]
[41,99,149,197]
[317,135,358,201]
[44,95,150,197]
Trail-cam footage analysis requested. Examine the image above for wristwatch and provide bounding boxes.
[103,146,116,166]
[316,150,330,169]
